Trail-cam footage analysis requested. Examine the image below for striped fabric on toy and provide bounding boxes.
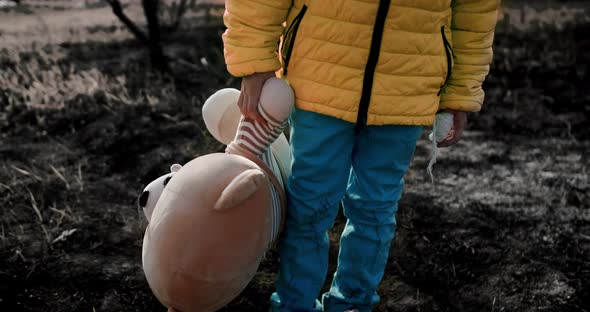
[233,105,288,157]
[229,105,289,246]
[261,150,284,245]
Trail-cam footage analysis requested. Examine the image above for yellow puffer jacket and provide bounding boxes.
[223,0,500,126]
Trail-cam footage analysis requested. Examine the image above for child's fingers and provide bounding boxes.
[238,89,260,122]
[246,95,266,123]
[239,95,259,123]
[237,91,247,116]
[437,128,459,147]
[437,111,467,147]
[239,71,276,123]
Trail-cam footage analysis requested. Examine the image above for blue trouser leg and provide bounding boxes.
[271,107,355,312]
[321,125,422,312]
[270,107,422,312]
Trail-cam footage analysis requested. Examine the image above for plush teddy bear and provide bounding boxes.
[138,163,182,222]
[139,77,294,312]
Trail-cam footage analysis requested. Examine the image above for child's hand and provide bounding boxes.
[437,110,467,147]
[238,71,276,123]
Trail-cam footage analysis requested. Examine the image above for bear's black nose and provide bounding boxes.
[138,191,150,208]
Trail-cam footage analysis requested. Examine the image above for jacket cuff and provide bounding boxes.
[226,57,281,78]
[439,92,484,112]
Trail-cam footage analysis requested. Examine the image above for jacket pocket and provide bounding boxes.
[281,5,307,75]
[439,25,454,95]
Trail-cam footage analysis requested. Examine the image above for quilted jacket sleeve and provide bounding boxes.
[222,0,292,77]
[440,0,501,112]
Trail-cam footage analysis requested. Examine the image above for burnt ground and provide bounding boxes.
[0,4,589,312]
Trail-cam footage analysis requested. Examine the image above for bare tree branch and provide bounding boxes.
[103,0,149,45]
[170,0,188,32]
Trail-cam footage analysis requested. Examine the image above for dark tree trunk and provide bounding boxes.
[104,0,169,72]
[142,0,169,72]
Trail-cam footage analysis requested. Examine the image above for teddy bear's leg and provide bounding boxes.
[231,110,288,157]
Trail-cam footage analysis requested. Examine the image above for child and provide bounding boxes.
[222,1,500,311]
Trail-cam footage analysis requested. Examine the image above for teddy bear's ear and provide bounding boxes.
[170,164,182,173]
[213,169,265,211]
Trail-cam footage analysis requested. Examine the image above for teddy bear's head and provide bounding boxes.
[142,153,273,312]
[138,164,182,222]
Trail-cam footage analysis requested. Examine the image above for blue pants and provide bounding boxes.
[270,108,422,312]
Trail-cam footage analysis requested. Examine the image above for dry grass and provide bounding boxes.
[0,3,588,312]
[0,47,133,109]
[0,4,227,260]
[500,2,590,31]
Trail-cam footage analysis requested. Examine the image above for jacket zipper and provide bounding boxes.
[282,5,307,76]
[438,25,454,96]
[354,0,391,134]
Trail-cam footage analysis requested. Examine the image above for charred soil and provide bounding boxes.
[0,4,589,312]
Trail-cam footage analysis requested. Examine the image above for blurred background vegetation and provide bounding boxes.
[0,1,588,311]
